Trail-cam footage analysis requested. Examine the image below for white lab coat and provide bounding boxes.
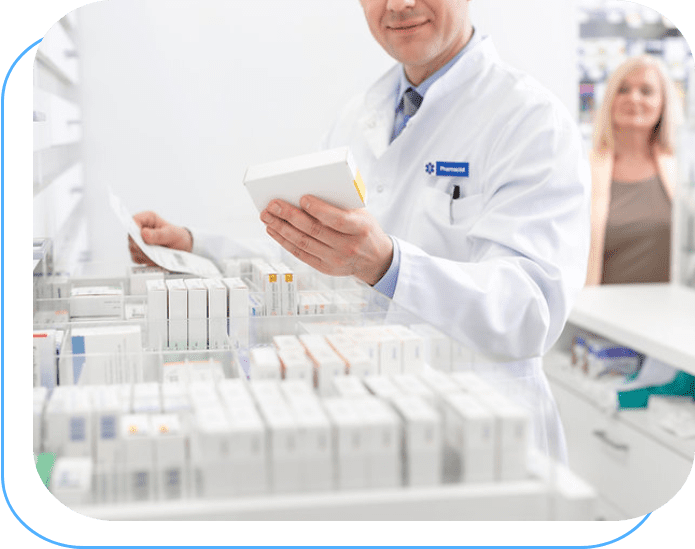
[322,37,591,460]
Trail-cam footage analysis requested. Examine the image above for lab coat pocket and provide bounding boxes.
[450,192,485,226]
[412,187,482,258]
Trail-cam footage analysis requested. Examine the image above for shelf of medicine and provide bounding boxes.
[33,260,596,521]
[74,464,595,521]
[567,284,695,375]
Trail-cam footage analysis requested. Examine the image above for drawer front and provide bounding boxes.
[549,379,694,519]
[596,417,693,518]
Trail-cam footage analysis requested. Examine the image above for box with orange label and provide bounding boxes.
[242,146,366,212]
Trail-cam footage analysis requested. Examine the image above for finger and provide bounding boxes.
[142,225,181,248]
[262,209,335,260]
[133,210,161,229]
[262,200,344,249]
[299,195,363,235]
[265,226,327,273]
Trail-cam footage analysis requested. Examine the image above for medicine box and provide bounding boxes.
[354,396,402,488]
[249,347,282,381]
[389,394,442,486]
[224,277,249,347]
[50,457,93,506]
[151,414,187,500]
[129,265,165,296]
[33,329,57,389]
[165,279,188,350]
[146,279,167,349]
[204,278,228,349]
[120,413,155,502]
[442,393,495,483]
[66,325,143,385]
[69,285,124,319]
[184,278,208,350]
[323,398,367,490]
[243,146,366,212]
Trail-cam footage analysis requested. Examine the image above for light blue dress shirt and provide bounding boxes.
[373,29,482,298]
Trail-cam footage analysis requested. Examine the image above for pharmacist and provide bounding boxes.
[131,0,590,457]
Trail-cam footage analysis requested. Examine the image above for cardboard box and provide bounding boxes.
[69,285,124,319]
[249,347,282,381]
[67,325,143,385]
[120,414,154,502]
[203,278,228,349]
[354,396,402,489]
[33,329,57,389]
[223,277,249,346]
[152,414,187,500]
[442,393,495,483]
[184,278,208,350]
[165,279,188,350]
[323,398,367,490]
[243,146,366,212]
[129,265,165,296]
[389,394,442,486]
[146,279,167,350]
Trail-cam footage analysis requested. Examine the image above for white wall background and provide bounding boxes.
[75,0,579,264]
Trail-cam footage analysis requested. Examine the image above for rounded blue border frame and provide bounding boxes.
[3,38,653,548]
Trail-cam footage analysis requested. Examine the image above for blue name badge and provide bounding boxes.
[436,161,469,177]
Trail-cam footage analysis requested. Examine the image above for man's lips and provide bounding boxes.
[387,20,429,31]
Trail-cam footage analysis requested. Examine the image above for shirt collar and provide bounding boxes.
[394,27,482,109]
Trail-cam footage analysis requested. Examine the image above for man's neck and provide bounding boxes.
[404,25,474,86]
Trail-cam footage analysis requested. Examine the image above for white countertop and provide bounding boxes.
[569,284,695,375]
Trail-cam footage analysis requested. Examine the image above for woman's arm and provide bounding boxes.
[585,150,613,286]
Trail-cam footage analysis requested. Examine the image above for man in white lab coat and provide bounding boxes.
[132,0,590,459]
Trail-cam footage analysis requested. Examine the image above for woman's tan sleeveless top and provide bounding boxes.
[602,174,671,284]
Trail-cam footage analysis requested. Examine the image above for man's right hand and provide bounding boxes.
[129,211,193,265]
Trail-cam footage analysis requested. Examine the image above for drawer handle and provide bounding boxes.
[592,429,629,452]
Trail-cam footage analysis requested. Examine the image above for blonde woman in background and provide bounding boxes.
[587,55,683,285]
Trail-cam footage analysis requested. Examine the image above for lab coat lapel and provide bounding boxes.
[359,65,401,159]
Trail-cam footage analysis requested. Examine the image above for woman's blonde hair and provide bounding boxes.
[592,55,683,154]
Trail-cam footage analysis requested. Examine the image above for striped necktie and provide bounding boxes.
[392,87,423,141]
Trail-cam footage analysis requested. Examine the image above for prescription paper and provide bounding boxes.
[109,189,221,278]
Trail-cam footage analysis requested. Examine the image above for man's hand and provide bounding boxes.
[260,196,393,286]
[129,211,193,265]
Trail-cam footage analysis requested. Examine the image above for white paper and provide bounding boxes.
[109,190,221,278]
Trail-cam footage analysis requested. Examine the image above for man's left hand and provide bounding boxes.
[260,196,393,286]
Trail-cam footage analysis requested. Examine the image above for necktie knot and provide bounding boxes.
[402,87,423,117]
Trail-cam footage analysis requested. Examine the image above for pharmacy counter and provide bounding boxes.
[568,284,695,375]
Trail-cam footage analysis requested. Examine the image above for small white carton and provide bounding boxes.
[242,146,366,212]
[442,393,495,483]
[354,396,402,488]
[332,376,370,399]
[129,265,165,296]
[165,279,188,350]
[226,405,268,495]
[386,325,425,374]
[277,348,313,385]
[390,394,442,486]
[249,347,282,381]
[292,398,333,492]
[69,285,124,319]
[410,324,452,371]
[184,278,208,350]
[476,392,530,481]
[323,398,367,490]
[33,330,57,389]
[146,279,167,349]
[120,414,155,502]
[50,457,93,506]
[151,414,187,500]
[223,277,249,347]
[257,399,302,494]
[203,278,228,349]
